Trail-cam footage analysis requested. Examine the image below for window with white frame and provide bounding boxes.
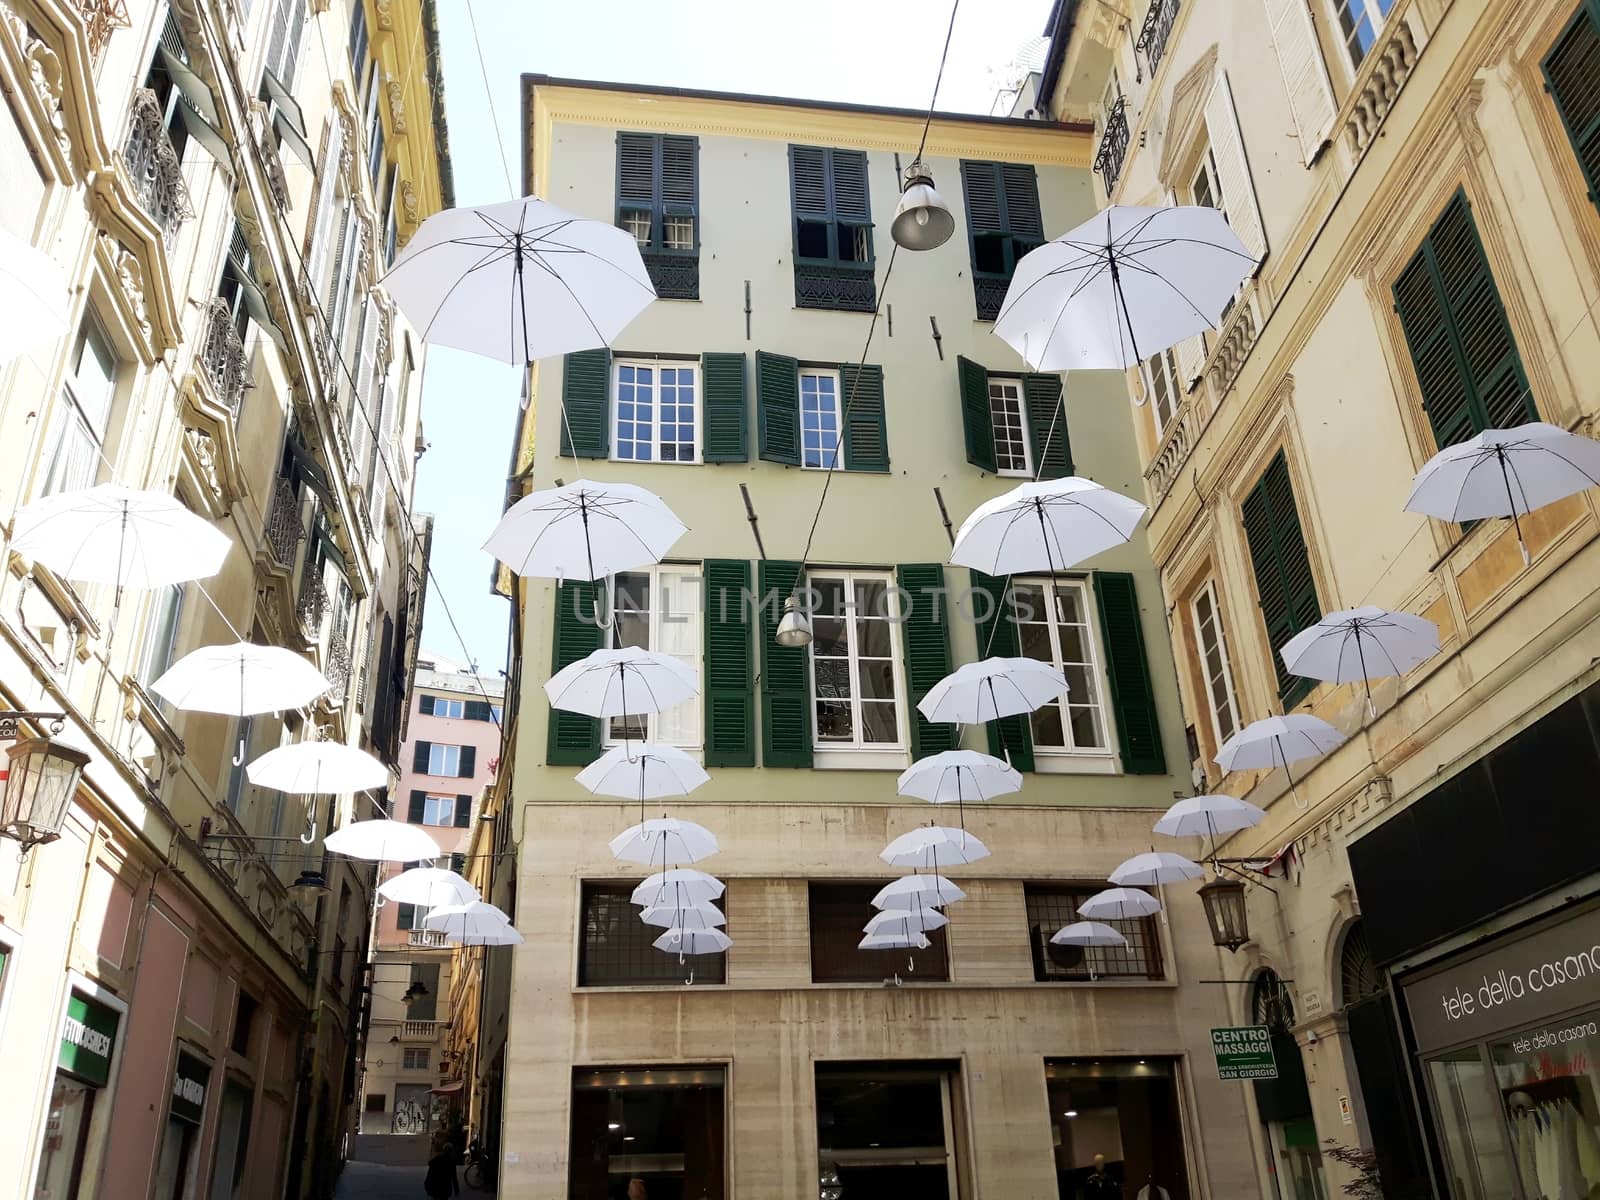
[606,566,702,747]
[800,369,842,469]
[613,360,699,463]
[138,583,185,685]
[426,743,461,776]
[402,1047,429,1071]
[421,795,455,826]
[43,317,119,497]
[808,571,905,749]
[1190,146,1223,217]
[621,209,651,244]
[433,698,464,719]
[1144,349,1181,437]
[1332,0,1395,68]
[1190,580,1240,747]
[987,378,1031,476]
[491,705,504,723]
[1012,579,1110,753]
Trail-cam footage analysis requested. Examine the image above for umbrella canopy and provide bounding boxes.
[859,931,932,951]
[0,225,69,365]
[1215,715,1346,773]
[1153,794,1267,840]
[544,647,699,718]
[872,874,967,911]
[1050,920,1129,948]
[379,868,479,908]
[917,657,1069,726]
[246,742,389,794]
[424,901,510,932]
[950,478,1148,576]
[639,902,726,930]
[609,817,720,866]
[482,480,686,581]
[864,908,949,935]
[880,826,991,869]
[1281,606,1439,716]
[575,743,710,802]
[1077,887,1160,921]
[652,927,731,955]
[1109,852,1204,887]
[152,641,330,715]
[896,750,1022,805]
[324,819,441,862]
[993,205,1254,370]
[445,924,525,947]
[382,196,655,365]
[631,869,725,908]
[12,484,230,588]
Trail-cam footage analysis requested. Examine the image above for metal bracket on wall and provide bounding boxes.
[929,315,944,360]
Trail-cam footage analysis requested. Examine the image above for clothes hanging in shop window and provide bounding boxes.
[1137,1184,1171,1200]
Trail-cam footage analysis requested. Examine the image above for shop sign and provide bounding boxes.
[58,991,119,1087]
[1402,903,1600,1053]
[171,1051,210,1125]
[1210,1026,1278,1080]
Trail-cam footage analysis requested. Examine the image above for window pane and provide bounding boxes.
[621,209,650,245]
[855,618,891,659]
[797,220,829,258]
[1025,886,1162,980]
[988,380,1029,474]
[72,320,118,434]
[814,658,852,700]
[800,373,840,469]
[663,214,694,249]
[614,365,656,462]
[1045,1059,1189,1198]
[816,700,853,741]
[857,660,896,701]
[859,701,898,744]
[813,617,848,656]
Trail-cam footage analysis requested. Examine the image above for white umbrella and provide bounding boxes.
[12,484,229,589]
[379,868,479,908]
[1109,851,1204,887]
[0,225,69,364]
[576,742,710,824]
[382,196,655,366]
[950,478,1147,576]
[608,817,720,866]
[482,479,686,582]
[872,874,967,911]
[859,931,932,951]
[653,926,731,956]
[1281,607,1440,717]
[151,641,331,764]
[424,901,512,935]
[880,826,991,869]
[1077,887,1160,921]
[895,750,1022,814]
[1215,714,1346,805]
[247,741,389,794]
[324,819,441,863]
[864,908,949,935]
[445,923,524,947]
[1405,422,1600,565]
[631,869,724,908]
[545,647,699,718]
[994,204,1254,370]
[1153,795,1267,852]
[638,902,725,930]
[1050,920,1128,948]
[917,657,1068,726]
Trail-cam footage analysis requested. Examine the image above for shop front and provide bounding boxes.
[32,982,124,1199]
[154,1048,211,1199]
[1044,1058,1190,1200]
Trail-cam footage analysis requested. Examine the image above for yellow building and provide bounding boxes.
[1048,0,1600,1195]
[0,0,448,1196]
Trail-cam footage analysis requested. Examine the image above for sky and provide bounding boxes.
[413,0,1055,674]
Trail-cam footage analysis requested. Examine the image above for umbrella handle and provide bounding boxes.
[684,968,694,987]
[300,813,318,845]
[907,954,916,974]
[233,737,246,768]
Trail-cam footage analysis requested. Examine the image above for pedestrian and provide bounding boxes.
[424,1133,460,1198]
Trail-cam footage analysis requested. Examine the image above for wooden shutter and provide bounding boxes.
[396,902,415,931]
[1000,165,1045,243]
[264,0,292,79]
[1262,0,1338,164]
[790,146,830,221]
[661,135,697,239]
[703,559,755,767]
[1204,72,1268,265]
[282,0,306,88]
[968,571,1034,771]
[1093,572,1167,775]
[829,150,871,224]
[1241,451,1321,707]
[1024,374,1073,479]
[897,564,958,759]
[305,116,343,293]
[464,700,491,721]
[412,741,430,773]
[547,581,603,765]
[957,356,996,472]
[1544,5,1600,211]
[616,131,657,239]
[559,349,610,458]
[756,351,800,465]
[459,746,476,777]
[454,795,471,827]
[407,789,425,822]
[758,560,811,767]
[701,353,748,462]
[419,694,435,715]
[961,161,1004,233]
[351,297,379,473]
[840,363,888,473]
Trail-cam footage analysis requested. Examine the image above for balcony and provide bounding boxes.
[1135,0,1181,75]
[122,88,193,244]
[297,566,328,631]
[265,477,304,569]
[1344,13,1421,156]
[408,929,449,948]
[401,1020,437,1039]
[640,250,699,301]
[324,617,351,702]
[1094,97,1131,194]
[200,298,249,414]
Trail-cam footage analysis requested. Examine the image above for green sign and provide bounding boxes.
[58,991,120,1087]
[171,1051,211,1125]
[1210,1025,1278,1081]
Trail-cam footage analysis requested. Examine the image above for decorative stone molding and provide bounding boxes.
[386,78,407,137]
[24,27,71,163]
[374,0,393,29]
[1452,77,1487,156]
[1345,15,1421,156]
[1158,45,1219,187]
[1206,293,1259,398]
[336,109,357,180]
[400,178,419,224]
[177,371,247,514]
[1144,400,1198,504]
[250,98,291,210]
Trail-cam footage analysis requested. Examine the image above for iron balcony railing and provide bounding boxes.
[297,566,328,631]
[265,477,304,569]
[408,930,449,948]
[324,619,351,702]
[1093,96,1131,194]
[200,298,249,413]
[1135,0,1181,75]
[123,88,193,244]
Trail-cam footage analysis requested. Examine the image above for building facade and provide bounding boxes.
[1046,0,1600,1196]
[0,0,447,1197]
[484,75,1280,1200]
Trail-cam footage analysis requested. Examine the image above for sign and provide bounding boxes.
[171,1051,211,1125]
[1210,1026,1278,1080]
[58,991,120,1087]
[1338,1095,1353,1125]
[1402,903,1600,1054]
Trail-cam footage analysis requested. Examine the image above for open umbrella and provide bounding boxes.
[872,874,967,911]
[1153,795,1266,856]
[1077,887,1160,921]
[896,750,1021,805]
[950,478,1147,576]
[609,817,719,866]
[576,742,710,824]
[1050,920,1128,948]
[13,484,229,588]
[0,225,69,365]
[444,923,525,947]
[423,901,512,937]
[247,741,388,794]
[864,907,949,935]
[639,902,725,930]
[917,657,1068,726]
[483,480,686,582]
[1281,607,1439,718]
[382,196,655,366]
[379,868,479,908]
[324,819,441,863]
[859,931,932,951]
[631,869,724,908]
[993,205,1254,370]
[545,647,699,718]
[152,642,331,764]
[1109,852,1203,887]
[880,826,990,869]
[1215,715,1346,805]
[1405,422,1600,565]
[653,926,731,957]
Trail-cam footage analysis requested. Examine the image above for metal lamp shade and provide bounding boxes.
[0,737,89,850]
[1198,877,1250,952]
[891,164,954,251]
[775,596,813,647]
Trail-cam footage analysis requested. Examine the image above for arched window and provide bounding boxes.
[1339,919,1383,1007]
[1251,967,1295,1031]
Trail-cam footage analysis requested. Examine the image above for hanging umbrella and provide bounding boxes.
[917,657,1068,726]
[1153,795,1267,851]
[576,742,709,824]
[872,874,967,911]
[324,819,441,863]
[1281,607,1440,718]
[638,902,725,930]
[381,196,655,366]
[545,647,698,718]
[379,868,480,908]
[880,826,991,869]
[631,869,724,908]
[1405,422,1600,565]
[1109,851,1203,887]
[0,225,69,365]
[859,931,932,951]
[1077,887,1160,921]
[894,750,1021,833]
[445,924,525,947]
[1050,920,1128,948]
[993,204,1254,370]
[483,480,686,582]
[609,817,720,866]
[12,484,230,588]
[653,927,731,955]
[151,641,331,764]
[247,741,389,794]
[864,908,949,935]
[950,478,1147,576]
[1215,714,1346,806]
[423,901,512,938]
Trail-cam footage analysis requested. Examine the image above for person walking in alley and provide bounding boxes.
[424,1133,460,1198]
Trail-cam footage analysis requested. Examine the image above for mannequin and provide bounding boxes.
[1084,1153,1121,1197]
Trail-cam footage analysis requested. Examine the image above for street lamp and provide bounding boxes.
[890,160,955,251]
[775,596,813,648]
[289,869,330,898]
[0,726,89,853]
[402,980,431,1005]
[1198,877,1251,952]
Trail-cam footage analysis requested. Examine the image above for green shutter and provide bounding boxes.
[546,580,603,764]
[1242,452,1321,709]
[1543,6,1600,213]
[559,349,611,458]
[897,564,957,759]
[1092,572,1167,775]
[756,351,800,465]
[703,559,755,766]
[957,356,996,472]
[616,131,657,240]
[967,570,1033,771]
[701,353,748,462]
[840,363,889,473]
[1024,374,1072,478]
[758,560,811,767]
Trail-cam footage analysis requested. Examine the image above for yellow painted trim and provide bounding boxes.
[370,0,449,233]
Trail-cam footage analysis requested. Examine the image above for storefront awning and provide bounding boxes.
[430,1080,465,1095]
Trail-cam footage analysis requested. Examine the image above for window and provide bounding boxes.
[799,369,841,469]
[1190,581,1240,748]
[578,882,726,986]
[43,316,118,496]
[347,0,369,88]
[381,166,399,265]
[807,572,904,751]
[1189,145,1222,213]
[407,962,439,1020]
[421,795,454,826]
[956,359,1070,479]
[425,743,462,776]
[1045,1060,1191,1197]
[1025,885,1163,980]
[790,145,875,312]
[395,902,424,931]
[365,90,385,192]
[1241,451,1321,708]
[401,1047,429,1071]
[231,991,258,1056]
[1545,6,1600,215]
[755,353,887,472]
[986,378,1031,476]
[257,0,310,166]
[606,567,702,747]
[364,1093,385,1113]
[815,1064,960,1196]
[491,705,504,723]
[431,698,464,719]
[138,583,185,686]
[1332,0,1395,68]
[615,132,699,300]
[809,883,948,982]
[612,360,699,463]
[959,161,1044,320]
[1011,579,1110,753]
[569,1067,726,1198]
[1144,349,1182,437]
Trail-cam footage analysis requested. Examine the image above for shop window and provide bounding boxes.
[1426,1047,1516,1196]
[578,882,726,987]
[209,1078,253,1198]
[1250,970,1329,1200]
[1045,1059,1190,1199]
[1025,885,1162,981]
[814,1063,962,1198]
[569,1066,725,1200]
[34,989,122,1200]
[808,883,948,983]
[155,1050,209,1200]
[230,990,258,1056]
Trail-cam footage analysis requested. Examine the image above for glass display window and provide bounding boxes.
[1045,1059,1190,1200]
